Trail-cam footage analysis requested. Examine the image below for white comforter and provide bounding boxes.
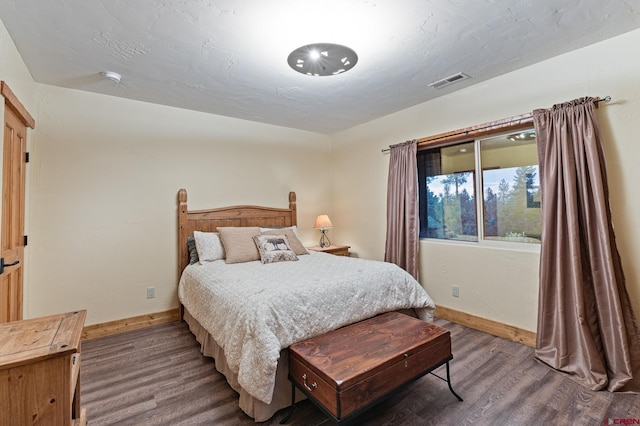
[178,251,435,404]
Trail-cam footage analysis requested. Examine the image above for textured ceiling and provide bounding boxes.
[1,0,639,134]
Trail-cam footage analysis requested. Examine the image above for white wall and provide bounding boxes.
[332,29,640,332]
[0,20,35,109]
[25,86,332,325]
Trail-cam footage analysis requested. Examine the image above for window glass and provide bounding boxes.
[480,130,541,243]
[418,142,477,242]
[417,128,541,245]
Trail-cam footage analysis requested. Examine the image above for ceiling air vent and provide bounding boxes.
[428,72,470,89]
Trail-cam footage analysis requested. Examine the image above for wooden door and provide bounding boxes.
[1,82,34,323]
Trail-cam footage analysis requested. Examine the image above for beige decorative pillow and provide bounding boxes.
[193,231,226,263]
[217,227,262,264]
[261,228,308,255]
[253,234,299,264]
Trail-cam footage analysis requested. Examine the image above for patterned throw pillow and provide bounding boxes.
[261,228,308,255]
[252,234,299,264]
[193,231,226,263]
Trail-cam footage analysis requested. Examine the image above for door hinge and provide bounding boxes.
[25,152,30,163]
[24,235,28,246]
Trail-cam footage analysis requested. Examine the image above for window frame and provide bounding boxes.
[419,128,541,252]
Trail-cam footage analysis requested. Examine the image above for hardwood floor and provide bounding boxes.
[81,318,640,425]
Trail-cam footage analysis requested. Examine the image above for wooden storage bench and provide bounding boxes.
[283,311,462,424]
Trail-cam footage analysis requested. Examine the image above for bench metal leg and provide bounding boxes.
[429,360,463,402]
[446,361,463,401]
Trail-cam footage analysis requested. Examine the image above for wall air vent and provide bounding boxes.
[428,72,471,89]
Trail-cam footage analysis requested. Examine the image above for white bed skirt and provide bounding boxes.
[183,308,305,422]
[183,307,419,422]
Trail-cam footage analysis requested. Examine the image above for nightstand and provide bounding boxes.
[307,244,350,256]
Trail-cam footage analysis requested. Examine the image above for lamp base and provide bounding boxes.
[319,230,331,248]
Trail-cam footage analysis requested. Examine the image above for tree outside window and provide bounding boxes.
[418,130,540,244]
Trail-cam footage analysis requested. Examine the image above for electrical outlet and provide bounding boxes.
[452,285,459,297]
[147,287,155,299]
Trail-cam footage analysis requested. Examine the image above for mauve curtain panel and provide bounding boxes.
[385,140,419,279]
[533,97,640,392]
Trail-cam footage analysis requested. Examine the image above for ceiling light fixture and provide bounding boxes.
[287,43,358,76]
[101,71,122,83]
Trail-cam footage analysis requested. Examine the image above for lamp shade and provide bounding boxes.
[313,214,333,229]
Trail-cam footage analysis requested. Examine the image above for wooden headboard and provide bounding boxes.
[177,188,297,278]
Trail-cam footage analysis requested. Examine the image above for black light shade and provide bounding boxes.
[287,43,358,76]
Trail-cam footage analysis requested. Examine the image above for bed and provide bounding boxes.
[176,189,436,421]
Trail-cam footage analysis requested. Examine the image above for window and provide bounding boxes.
[417,141,478,241]
[418,129,541,244]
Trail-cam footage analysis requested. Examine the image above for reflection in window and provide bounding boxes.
[418,142,477,242]
[418,129,541,244]
[481,130,540,243]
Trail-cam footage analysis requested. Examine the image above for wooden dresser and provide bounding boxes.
[0,310,87,426]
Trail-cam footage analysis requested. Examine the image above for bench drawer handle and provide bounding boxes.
[302,374,317,392]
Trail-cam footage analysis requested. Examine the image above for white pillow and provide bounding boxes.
[193,231,226,263]
[260,225,301,239]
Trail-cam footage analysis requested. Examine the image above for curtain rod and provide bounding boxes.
[381,96,612,153]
